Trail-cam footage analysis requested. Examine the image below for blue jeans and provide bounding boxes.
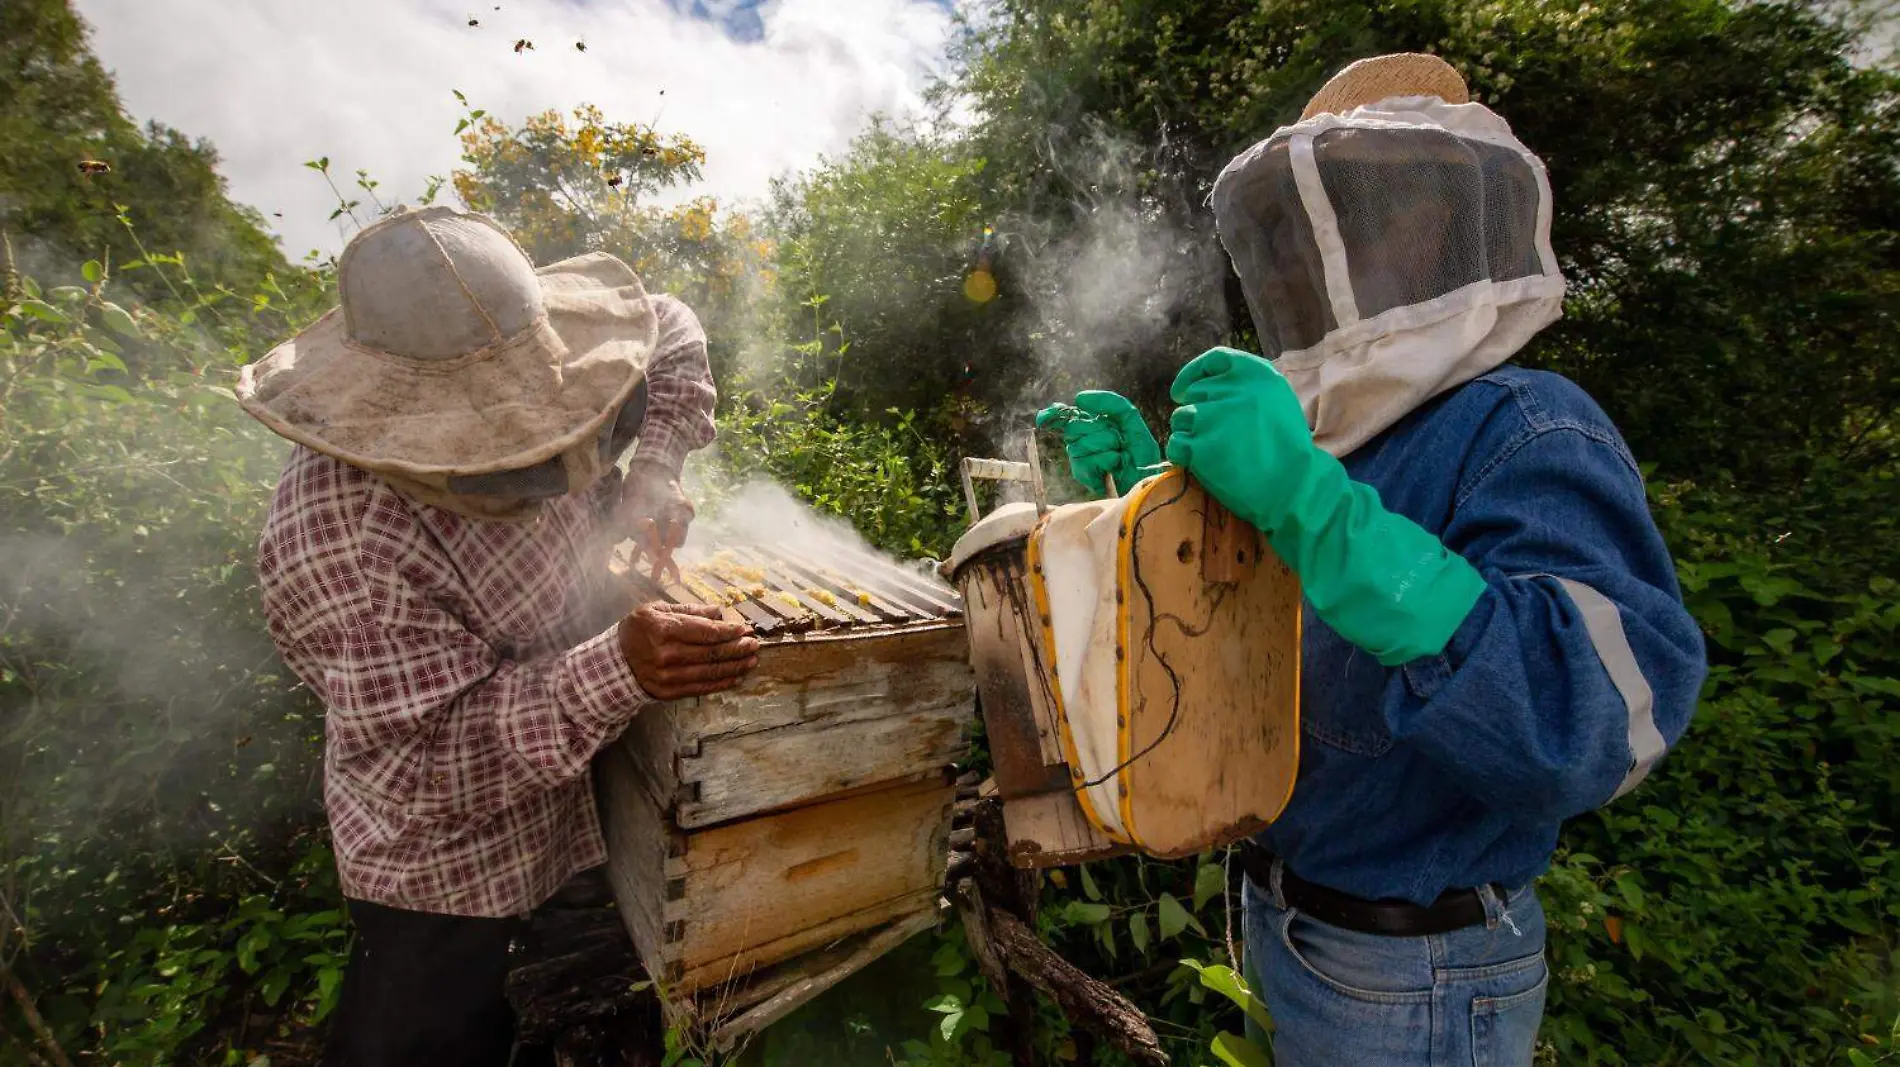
[1241,861,1548,1067]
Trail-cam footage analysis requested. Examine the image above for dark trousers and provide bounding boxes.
[321,899,526,1067]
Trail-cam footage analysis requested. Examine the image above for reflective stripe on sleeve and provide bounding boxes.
[1553,578,1666,800]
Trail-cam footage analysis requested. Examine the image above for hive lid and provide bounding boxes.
[943,501,1041,578]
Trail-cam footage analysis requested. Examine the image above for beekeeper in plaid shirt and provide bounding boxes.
[237,206,759,1066]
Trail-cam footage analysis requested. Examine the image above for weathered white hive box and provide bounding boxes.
[597,541,975,1032]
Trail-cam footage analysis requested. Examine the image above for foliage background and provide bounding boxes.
[3,0,1897,1064]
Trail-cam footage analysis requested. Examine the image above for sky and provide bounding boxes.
[71,0,964,259]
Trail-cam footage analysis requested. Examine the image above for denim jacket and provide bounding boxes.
[1258,366,1708,905]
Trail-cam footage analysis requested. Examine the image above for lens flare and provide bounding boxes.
[964,267,998,304]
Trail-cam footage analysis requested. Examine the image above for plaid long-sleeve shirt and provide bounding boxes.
[256,294,716,918]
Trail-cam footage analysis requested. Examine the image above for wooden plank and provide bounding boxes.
[835,543,964,609]
[723,546,856,627]
[953,557,1071,799]
[614,551,752,627]
[763,542,927,618]
[680,625,972,742]
[770,546,923,624]
[706,908,940,1050]
[779,550,915,624]
[596,742,684,983]
[613,700,682,809]
[664,776,953,990]
[1119,471,1301,858]
[677,888,941,994]
[788,544,960,619]
[684,571,776,630]
[677,695,971,827]
[616,556,781,631]
[751,548,895,625]
[832,545,964,616]
[999,789,1128,869]
[687,565,803,631]
[616,626,973,840]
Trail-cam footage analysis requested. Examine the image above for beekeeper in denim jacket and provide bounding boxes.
[1040,53,1708,1067]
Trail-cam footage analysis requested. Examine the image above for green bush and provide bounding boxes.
[693,381,969,560]
[1535,477,1899,1066]
[0,262,341,1063]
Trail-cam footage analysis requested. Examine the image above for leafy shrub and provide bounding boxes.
[1535,477,1899,1066]
[692,381,969,560]
[72,835,347,1063]
[0,261,341,1063]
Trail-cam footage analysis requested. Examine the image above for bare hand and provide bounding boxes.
[617,603,759,701]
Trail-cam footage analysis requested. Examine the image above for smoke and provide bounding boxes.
[673,468,955,583]
[1014,198,1226,393]
[0,534,283,718]
[682,476,885,562]
[0,255,319,954]
[0,485,320,886]
[968,121,1234,474]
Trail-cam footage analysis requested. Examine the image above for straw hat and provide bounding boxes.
[237,206,657,482]
[1301,52,1469,120]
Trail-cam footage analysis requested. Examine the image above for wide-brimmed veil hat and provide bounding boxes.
[237,206,657,486]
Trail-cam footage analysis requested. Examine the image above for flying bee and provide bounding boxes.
[575,40,587,52]
[513,38,534,53]
[606,174,623,189]
[77,160,111,175]
[467,14,479,26]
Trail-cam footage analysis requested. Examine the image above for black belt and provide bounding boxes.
[1239,842,1500,937]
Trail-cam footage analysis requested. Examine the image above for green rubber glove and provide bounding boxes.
[1164,347,1485,666]
[1035,390,1164,497]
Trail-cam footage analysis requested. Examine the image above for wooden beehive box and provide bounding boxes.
[596,540,976,1038]
[944,470,1300,868]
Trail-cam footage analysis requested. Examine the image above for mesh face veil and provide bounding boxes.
[1211,95,1565,457]
[443,378,649,501]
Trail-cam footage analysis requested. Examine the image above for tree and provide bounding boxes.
[452,103,774,383]
[764,121,999,422]
[0,0,301,322]
[950,0,1900,493]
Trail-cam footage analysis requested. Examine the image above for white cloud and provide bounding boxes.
[71,0,957,260]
